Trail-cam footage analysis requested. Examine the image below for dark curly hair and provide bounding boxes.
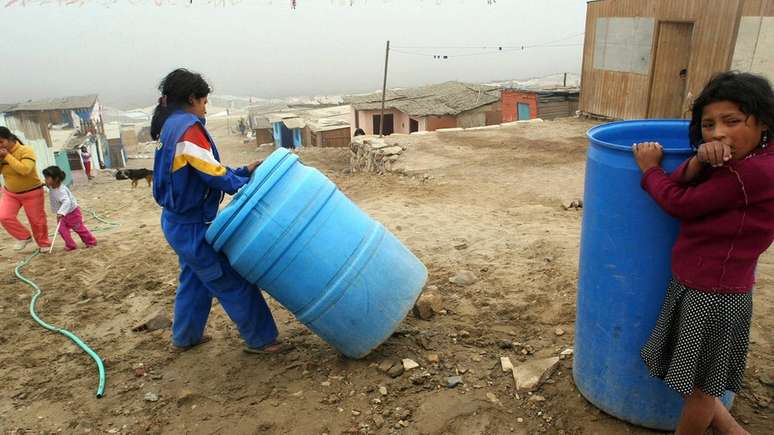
[689,71,774,148]
[42,166,67,183]
[150,68,212,140]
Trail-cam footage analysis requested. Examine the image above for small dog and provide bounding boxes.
[115,169,153,188]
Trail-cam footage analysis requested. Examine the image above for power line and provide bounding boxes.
[391,43,583,59]
[392,32,585,51]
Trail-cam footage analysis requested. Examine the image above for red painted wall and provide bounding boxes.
[426,116,458,131]
[501,90,539,122]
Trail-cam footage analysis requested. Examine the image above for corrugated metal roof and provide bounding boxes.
[10,94,98,112]
[251,116,272,129]
[282,117,306,129]
[268,112,298,123]
[347,82,500,116]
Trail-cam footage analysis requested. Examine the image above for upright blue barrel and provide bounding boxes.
[574,120,734,430]
[206,148,428,358]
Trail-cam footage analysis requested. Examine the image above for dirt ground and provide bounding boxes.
[0,117,771,434]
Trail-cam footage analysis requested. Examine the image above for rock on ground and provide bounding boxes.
[513,357,560,392]
[449,270,478,286]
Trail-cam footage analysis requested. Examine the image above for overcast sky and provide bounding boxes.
[2,0,587,109]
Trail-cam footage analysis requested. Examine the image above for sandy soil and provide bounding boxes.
[0,117,771,434]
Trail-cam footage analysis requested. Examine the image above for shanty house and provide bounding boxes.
[248,105,289,146]
[301,106,352,148]
[346,81,501,135]
[501,89,580,122]
[269,114,304,149]
[0,104,57,179]
[580,0,774,119]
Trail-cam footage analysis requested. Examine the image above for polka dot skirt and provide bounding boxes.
[640,279,753,398]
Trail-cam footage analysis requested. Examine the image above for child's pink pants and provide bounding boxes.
[58,207,96,251]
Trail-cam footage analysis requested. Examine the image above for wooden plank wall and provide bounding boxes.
[580,0,744,119]
[741,0,774,15]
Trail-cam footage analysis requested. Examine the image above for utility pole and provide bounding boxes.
[563,72,567,87]
[379,40,390,137]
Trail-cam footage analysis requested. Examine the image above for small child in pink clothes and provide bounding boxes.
[42,166,97,251]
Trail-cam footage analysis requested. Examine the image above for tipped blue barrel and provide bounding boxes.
[575,120,734,430]
[206,148,428,358]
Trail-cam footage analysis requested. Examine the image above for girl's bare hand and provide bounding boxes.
[697,141,732,167]
[633,142,664,172]
[245,160,263,173]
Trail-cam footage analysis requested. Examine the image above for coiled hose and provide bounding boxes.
[13,208,119,398]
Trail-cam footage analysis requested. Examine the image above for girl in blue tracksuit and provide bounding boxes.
[151,68,283,353]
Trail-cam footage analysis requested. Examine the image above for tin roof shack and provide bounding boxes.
[248,104,290,146]
[0,104,57,180]
[346,81,501,136]
[580,0,774,120]
[103,124,127,168]
[269,114,305,149]
[9,94,103,135]
[301,106,352,148]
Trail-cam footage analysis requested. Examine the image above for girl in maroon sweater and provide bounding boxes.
[634,71,774,435]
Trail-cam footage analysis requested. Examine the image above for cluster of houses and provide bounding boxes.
[8,0,771,184]
[247,81,580,149]
[0,94,136,186]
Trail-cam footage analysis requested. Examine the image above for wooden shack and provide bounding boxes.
[580,0,774,119]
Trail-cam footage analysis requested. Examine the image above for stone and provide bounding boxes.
[352,410,361,416]
[144,392,159,402]
[529,395,546,402]
[373,415,385,428]
[413,292,444,320]
[81,288,102,299]
[379,386,388,396]
[402,359,420,371]
[176,388,194,406]
[446,376,463,388]
[486,393,499,404]
[449,270,477,286]
[379,146,404,155]
[554,328,566,337]
[500,357,514,373]
[498,339,514,349]
[378,360,395,373]
[513,357,560,392]
[134,367,146,378]
[410,373,431,385]
[425,353,440,364]
[560,348,574,359]
[387,363,405,378]
[517,418,524,423]
[132,311,171,332]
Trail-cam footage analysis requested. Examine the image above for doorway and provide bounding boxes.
[648,22,693,118]
[373,114,394,136]
[409,118,419,133]
[517,103,531,120]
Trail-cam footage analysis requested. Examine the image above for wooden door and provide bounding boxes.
[648,22,693,118]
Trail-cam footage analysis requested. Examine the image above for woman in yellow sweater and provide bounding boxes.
[0,127,51,251]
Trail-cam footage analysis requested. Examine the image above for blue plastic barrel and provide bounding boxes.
[574,120,734,430]
[205,148,428,358]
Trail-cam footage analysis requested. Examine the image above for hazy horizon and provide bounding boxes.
[2,0,587,109]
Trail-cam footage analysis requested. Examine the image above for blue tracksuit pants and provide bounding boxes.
[161,216,278,349]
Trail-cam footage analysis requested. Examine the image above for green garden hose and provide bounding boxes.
[13,208,119,399]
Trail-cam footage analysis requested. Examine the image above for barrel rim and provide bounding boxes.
[587,120,694,155]
[206,148,294,249]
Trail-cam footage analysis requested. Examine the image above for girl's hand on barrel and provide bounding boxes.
[632,142,664,172]
[697,141,732,167]
[245,160,263,173]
